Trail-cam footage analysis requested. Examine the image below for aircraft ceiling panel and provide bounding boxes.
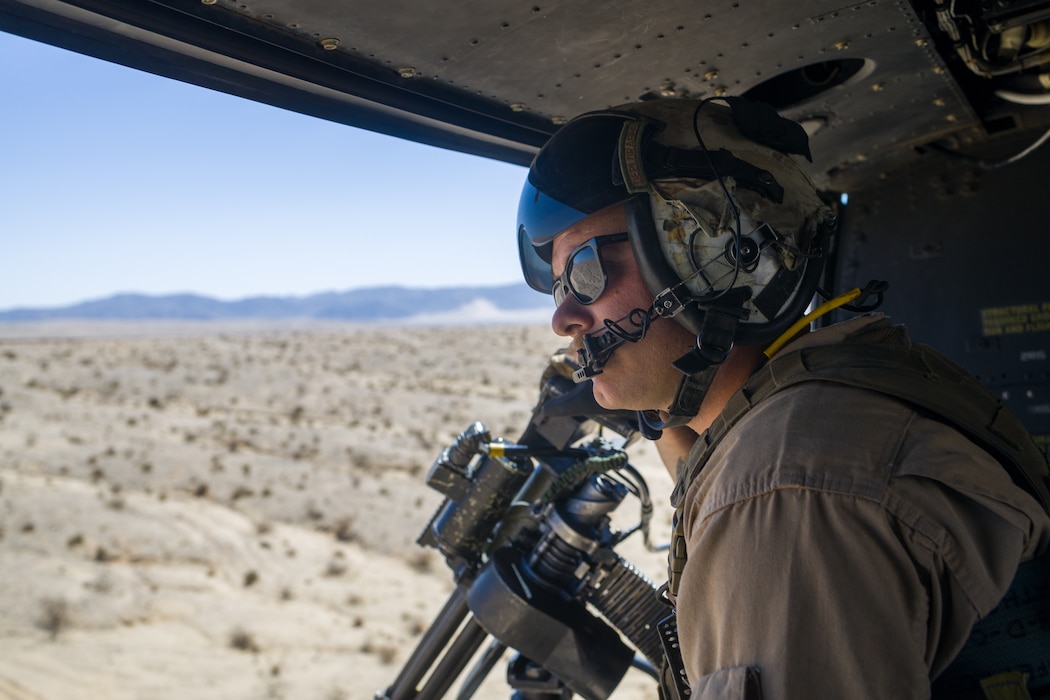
[2,0,1050,192]
[167,0,981,188]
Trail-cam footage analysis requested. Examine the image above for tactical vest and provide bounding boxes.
[664,322,1050,699]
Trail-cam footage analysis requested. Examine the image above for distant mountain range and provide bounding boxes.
[0,284,551,323]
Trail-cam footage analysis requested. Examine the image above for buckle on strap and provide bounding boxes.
[658,611,692,700]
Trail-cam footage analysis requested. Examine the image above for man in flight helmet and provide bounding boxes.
[517,97,1050,698]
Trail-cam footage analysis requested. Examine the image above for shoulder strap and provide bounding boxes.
[666,323,1050,694]
[666,323,1049,599]
[672,325,1050,513]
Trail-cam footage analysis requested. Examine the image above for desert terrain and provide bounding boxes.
[0,319,673,700]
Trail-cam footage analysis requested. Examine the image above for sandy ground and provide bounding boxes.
[0,320,674,700]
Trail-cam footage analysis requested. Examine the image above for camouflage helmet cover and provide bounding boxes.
[517,97,833,344]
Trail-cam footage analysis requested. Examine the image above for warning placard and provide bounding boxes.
[981,302,1050,337]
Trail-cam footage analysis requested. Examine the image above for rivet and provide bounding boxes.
[201,0,217,4]
[933,97,946,107]
[871,82,885,92]
[510,103,525,112]
[915,38,929,47]
[398,66,417,78]
[551,116,566,125]
[714,86,728,96]
[833,40,849,51]
[704,70,719,81]
[933,66,945,74]
[320,38,340,50]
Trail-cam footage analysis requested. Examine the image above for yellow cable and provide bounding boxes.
[763,288,863,359]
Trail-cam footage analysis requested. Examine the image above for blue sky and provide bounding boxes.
[0,30,530,311]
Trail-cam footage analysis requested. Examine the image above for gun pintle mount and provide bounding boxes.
[378,351,669,700]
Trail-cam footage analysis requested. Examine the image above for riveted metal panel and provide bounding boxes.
[831,135,1050,446]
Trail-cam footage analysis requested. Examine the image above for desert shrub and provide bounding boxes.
[229,627,260,653]
[230,486,254,501]
[38,597,70,640]
[407,551,433,574]
[361,641,398,665]
[324,554,347,578]
[333,517,356,543]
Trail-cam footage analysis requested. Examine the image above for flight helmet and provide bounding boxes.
[518,97,833,360]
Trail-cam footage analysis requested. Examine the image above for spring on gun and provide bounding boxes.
[587,557,667,666]
[529,536,585,592]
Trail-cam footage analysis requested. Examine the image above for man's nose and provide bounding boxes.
[551,295,594,338]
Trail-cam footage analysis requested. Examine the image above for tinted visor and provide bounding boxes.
[517,182,593,294]
[517,112,646,294]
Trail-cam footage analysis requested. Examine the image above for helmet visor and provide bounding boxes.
[517,181,594,294]
[516,112,644,294]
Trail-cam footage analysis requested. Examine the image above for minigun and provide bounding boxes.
[377,352,670,700]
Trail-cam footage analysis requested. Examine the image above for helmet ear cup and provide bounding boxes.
[624,195,705,337]
[626,190,831,348]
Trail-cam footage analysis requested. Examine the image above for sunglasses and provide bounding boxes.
[552,232,629,306]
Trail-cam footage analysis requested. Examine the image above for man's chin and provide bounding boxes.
[590,374,631,412]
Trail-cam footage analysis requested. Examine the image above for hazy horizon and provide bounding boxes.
[0,280,540,313]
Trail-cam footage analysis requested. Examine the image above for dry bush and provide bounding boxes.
[407,550,434,574]
[405,616,426,636]
[229,627,260,653]
[333,517,356,543]
[230,485,254,501]
[324,553,347,577]
[360,640,398,665]
[38,597,71,640]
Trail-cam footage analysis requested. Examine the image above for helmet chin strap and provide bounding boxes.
[645,307,744,439]
[571,306,655,383]
[637,365,721,439]
[571,299,743,439]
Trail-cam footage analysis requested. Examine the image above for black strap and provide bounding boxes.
[643,144,785,203]
[672,326,1050,512]
[667,323,1049,698]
